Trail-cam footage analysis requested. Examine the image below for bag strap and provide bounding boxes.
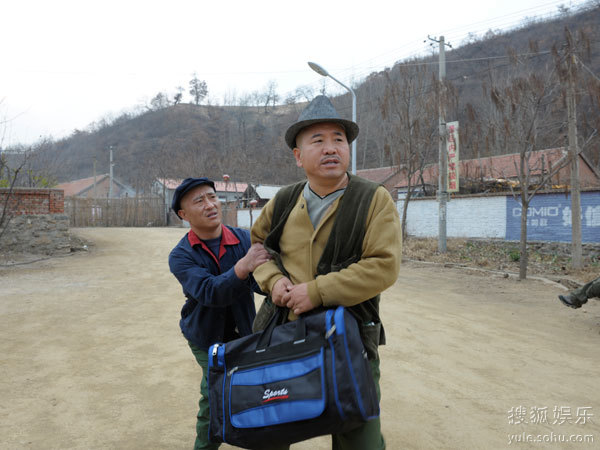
[256,306,307,351]
[263,181,306,277]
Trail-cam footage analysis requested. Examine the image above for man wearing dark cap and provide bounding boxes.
[251,96,402,449]
[168,177,270,450]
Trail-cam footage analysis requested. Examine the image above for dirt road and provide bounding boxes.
[1,228,598,449]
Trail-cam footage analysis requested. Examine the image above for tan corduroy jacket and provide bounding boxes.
[251,185,402,314]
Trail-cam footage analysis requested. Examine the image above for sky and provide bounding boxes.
[0,0,588,147]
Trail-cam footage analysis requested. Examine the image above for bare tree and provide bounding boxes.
[283,93,297,105]
[174,86,185,105]
[189,73,208,106]
[379,63,438,239]
[261,80,280,113]
[0,148,35,242]
[486,59,569,279]
[149,92,171,111]
[294,85,315,103]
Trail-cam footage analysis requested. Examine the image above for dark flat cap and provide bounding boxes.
[284,95,359,149]
[171,177,216,218]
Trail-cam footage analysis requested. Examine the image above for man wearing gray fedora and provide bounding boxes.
[251,95,402,449]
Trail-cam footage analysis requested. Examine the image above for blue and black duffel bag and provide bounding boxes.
[208,306,380,448]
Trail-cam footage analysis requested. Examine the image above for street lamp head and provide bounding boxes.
[306,60,358,175]
[308,61,329,77]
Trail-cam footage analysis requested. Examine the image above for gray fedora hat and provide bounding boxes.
[284,95,359,149]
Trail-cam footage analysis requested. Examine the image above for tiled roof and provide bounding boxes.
[395,148,577,188]
[157,178,183,190]
[55,174,109,196]
[214,181,248,193]
[356,166,401,184]
[157,179,248,193]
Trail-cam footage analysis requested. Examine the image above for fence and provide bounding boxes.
[65,197,166,227]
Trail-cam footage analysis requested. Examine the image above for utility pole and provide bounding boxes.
[566,32,582,268]
[428,35,452,252]
[109,146,114,199]
[93,157,97,199]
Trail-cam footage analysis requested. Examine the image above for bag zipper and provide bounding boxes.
[227,346,323,377]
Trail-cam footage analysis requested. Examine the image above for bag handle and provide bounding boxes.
[255,306,307,352]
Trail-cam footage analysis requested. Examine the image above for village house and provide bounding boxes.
[55,174,135,198]
[394,148,600,199]
[356,166,404,199]
[153,178,248,206]
[153,178,249,226]
[241,184,283,208]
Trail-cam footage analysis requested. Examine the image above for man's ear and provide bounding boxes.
[178,209,187,221]
[293,147,303,168]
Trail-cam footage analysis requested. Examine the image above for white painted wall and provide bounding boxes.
[240,197,506,238]
[236,192,599,243]
[237,208,263,229]
[397,196,506,238]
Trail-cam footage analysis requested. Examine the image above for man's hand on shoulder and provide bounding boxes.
[234,243,271,280]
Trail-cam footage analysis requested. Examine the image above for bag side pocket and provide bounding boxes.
[253,296,277,333]
[359,321,382,361]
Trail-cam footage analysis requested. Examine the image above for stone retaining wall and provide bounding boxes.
[1,188,70,255]
[467,238,600,260]
[1,214,71,255]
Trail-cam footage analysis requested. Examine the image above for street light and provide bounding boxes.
[249,198,258,227]
[307,61,357,174]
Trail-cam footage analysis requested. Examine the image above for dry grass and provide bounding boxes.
[402,237,599,286]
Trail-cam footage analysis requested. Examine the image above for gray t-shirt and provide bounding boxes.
[303,182,346,228]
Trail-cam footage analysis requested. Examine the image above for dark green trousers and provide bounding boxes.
[571,277,600,302]
[188,342,220,450]
[262,359,385,450]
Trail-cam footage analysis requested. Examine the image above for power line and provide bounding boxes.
[312,2,585,73]
[279,1,594,99]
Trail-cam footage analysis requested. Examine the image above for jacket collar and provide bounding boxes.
[187,225,240,263]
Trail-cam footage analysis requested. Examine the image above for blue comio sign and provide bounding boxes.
[506,191,600,243]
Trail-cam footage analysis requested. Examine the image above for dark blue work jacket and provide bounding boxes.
[169,225,260,351]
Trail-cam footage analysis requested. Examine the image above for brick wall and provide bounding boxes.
[0,188,64,215]
[1,188,68,255]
